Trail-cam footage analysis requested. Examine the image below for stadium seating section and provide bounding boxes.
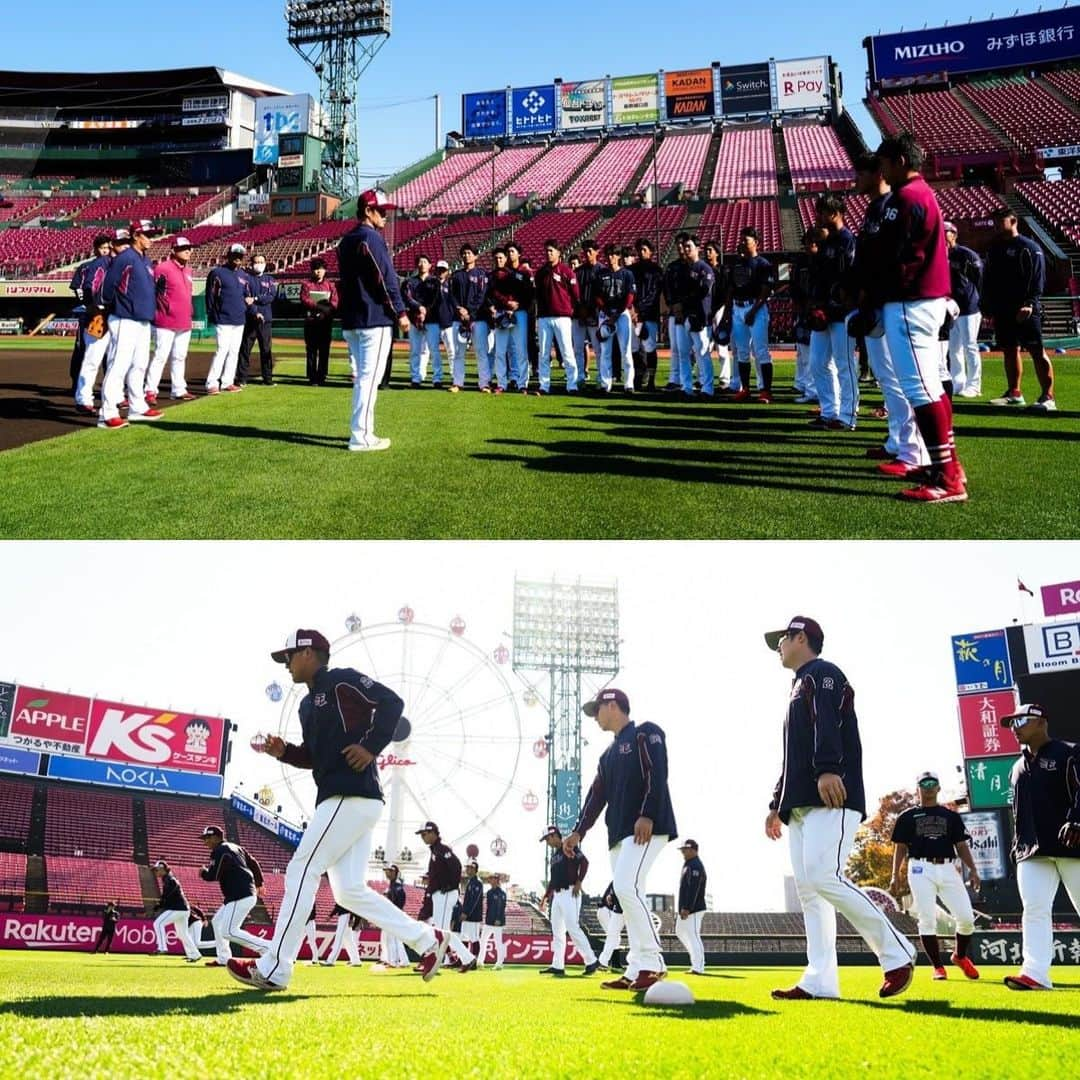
[392,150,494,212]
[144,795,219,867]
[1016,178,1080,245]
[0,778,33,846]
[0,852,27,909]
[506,141,599,201]
[424,146,546,214]
[711,127,777,199]
[699,200,783,252]
[593,206,687,252]
[960,77,1080,156]
[505,210,600,262]
[43,785,134,860]
[868,90,1005,156]
[557,137,651,208]
[784,124,854,189]
[46,855,144,907]
[636,131,712,196]
[228,814,293,876]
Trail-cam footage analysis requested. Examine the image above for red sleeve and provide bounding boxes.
[280,742,314,769]
[300,281,314,311]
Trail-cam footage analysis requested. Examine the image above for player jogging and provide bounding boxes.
[151,860,201,961]
[198,825,270,967]
[416,821,476,972]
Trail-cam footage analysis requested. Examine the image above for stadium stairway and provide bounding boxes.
[772,125,794,195]
[952,90,1018,154]
[545,139,607,208]
[131,798,148,863]
[696,127,723,203]
[780,205,804,251]
[1036,75,1080,118]
[623,137,661,203]
[25,855,46,914]
[28,782,46,855]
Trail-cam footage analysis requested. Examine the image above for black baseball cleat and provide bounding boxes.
[583,961,599,975]
[538,966,565,977]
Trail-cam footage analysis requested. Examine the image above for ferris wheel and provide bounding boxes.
[269,609,525,859]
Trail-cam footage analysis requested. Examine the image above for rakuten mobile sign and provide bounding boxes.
[1,914,170,952]
[84,699,227,774]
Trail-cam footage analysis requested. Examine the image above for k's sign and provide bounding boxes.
[870,11,1080,83]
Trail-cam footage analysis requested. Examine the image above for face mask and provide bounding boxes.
[253,263,266,275]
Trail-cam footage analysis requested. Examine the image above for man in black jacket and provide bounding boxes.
[93,901,119,953]
[198,825,269,967]
[675,839,707,975]
[764,616,916,1002]
[228,629,450,991]
[151,860,201,961]
[478,875,507,970]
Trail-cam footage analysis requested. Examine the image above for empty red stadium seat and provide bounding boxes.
[45,856,143,907]
[699,200,783,252]
[392,151,496,212]
[635,132,712,197]
[557,137,652,208]
[507,142,599,202]
[711,127,777,199]
[784,124,854,189]
[43,784,133,860]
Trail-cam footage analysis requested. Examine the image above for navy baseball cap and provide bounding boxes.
[271,629,330,663]
[765,616,824,652]
[678,839,699,850]
[416,821,439,834]
[583,688,630,716]
[539,825,562,841]
[200,825,224,838]
[385,864,400,874]
[1000,703,1047,728]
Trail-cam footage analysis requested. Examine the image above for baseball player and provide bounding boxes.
[229,628,450,991]
[204,243,250,395]
[426,260,457,390]
[378,864,409,968]
[304,903,322,964]
[789,229,819,404]
[505,242,534,391]
[595,881,625,971]
[485,247,518,394]
[449,243,492,391]
[563,688,676,992]
[337,189,411,452]
[943,223,983,398]
[404,254,436,387]
[851,153,928,479]
[322,903,363,966]
[764,616,917,1001]
[460,860,484,957]
[727,228,775,403]
[1000,703,1080,990]
[151,860,201,961]
[595,245,637,393]
[982,208,1055,411]
[71,233,114,415]
[807,195,858,430]
[93,900,119,953]
[145,236,195,403]
[674,236,715,399]
[300,259,339,386]
[889,772,980,981]
[478,875,507,970]
[702,240,732,391]
[675,839,707,975]
[874,134,967,503]
[538,826,599,977]
[197,824,269,968]
[533,239,580,394]
[416,821,476,971]
[99,220,164,428]
[572,240,603,383]
[631,238,663,391]
[237,253,280,387]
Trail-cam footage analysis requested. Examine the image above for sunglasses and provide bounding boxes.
[1007,715,1034,730]
[918,779,939,789]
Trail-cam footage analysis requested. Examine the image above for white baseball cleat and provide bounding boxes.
[348,437,391,452]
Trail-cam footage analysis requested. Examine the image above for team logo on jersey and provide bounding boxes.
[313,693,327,707]
[649,734,662,744]
[822,677,835,690]
[619,743,633,754]
[1038,758,1058,771]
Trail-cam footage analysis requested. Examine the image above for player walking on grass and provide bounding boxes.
[675,839,707,975]
[151,860,201,961]
[92,901,119,953]
[198,824,270,967]
[322,903,363,966]
[764,616,917,1001]
[595,881,625,971]
[460,860,484,957]
[562,688,676,993]
[538,826,599,977]
[478,876,507,970]
[377,865,409,969]
[416,821,477,972]
[889,772,980,981]
[228,628,449,991]
[1001,703,1080,990]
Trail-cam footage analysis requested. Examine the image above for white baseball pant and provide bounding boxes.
[674,323,713,395]
[882,298,948,408]
[100,316,152,421]
[572,321,600,379]
[461,919,482,945]
[429,889,474,965]
[344,326,391,450]
[254,794,438,989]
[153,909,200,959]
[794,340,815,398]
[864,331,927,466]
[424,323,453,385]
[379,927,408,966]
[549,889,597,970]
[948,312,982,395]
[324,911,362,964]
[598,311,634,392]
[634,319,659,354]
[75,329,111,408]
[788,807,915,998]
[537,315,578,392]
[304,918,321,962]
[610,833,669,978]
[1017,855,1080,988]
[451,320,494,389]
[478,925,506,968]
[408,325,431,383]
[907,860,975,936]
[147,327,192,398]
[596,906,625,966]
[675,910,706,974]
[205,322,244,392]
[810,319,859,426]
[212,895,268,964]
[731,301,771,386]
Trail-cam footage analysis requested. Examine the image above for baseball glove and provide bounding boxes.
[85,308,106,339]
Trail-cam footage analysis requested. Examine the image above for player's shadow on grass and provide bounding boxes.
[601,999,775,1021]
[831,998,1078,1028]
[150,419,347,450]
[0,994,308,1019]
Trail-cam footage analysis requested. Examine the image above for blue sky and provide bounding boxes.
[3,0,1070,181]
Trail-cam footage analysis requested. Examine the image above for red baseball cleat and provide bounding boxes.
[757,390,773,404]
[226,958,283,991]
[898,480,968,504]
[224,384,243,393]
[770,986,819,1000]
[458,958,477,973]
[865,446,895,460]
[1004,973,1050,991]
[97,417,129,429]
[951,954,979,980]
[205,960,223,967]
[879,963,914,998]
[144,392,158,404]
[732,388,751,403]
[627,970,665,991]
[172,392,196,401]
[932,967,947,980]
[128,408,163,422]
[206,387,221,395]
[600,974,635,990]
[417,928,450,982]
[877,460,926,479]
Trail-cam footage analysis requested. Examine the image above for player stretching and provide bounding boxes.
[764,616,916,1000]
[562,688,676,992]
[227,628,449,991]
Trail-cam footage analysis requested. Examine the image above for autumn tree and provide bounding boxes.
[847,789,917,893]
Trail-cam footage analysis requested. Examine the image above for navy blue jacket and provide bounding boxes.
[575,261,603,322]
[854,194,893,309]
[484,885,506,927]
[681,259,715,329]
[337,221,407,330]
[200,841,263,903]
[450,266,490,321]
[596,265,636,316]
[574,720,677,848]
[631,259,663,320]
[770,657,866,824]
[430,275,456,329]
[678,856,707,914]
[1010,739,1080,862]
[247,271,280,323]
[545,847,588,900]
[205,265,250,326]
[102,247,156,322]
[461,875,484,921]
[982,234,1044,315]
[154,871,189,912]
[279,666,403,805]
[387,879,407,909]
[947,244,982,316]
[729,254,774,303]
[811,227,856,322]
[72,254,110,306]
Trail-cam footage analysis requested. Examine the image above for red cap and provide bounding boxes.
[128,219,157,236]
[359,188,397,213]
[583,688,630,717]
[765,616,824,652]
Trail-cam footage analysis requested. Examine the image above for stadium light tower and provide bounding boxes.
[284,0,392,198]
[512,578,619,876]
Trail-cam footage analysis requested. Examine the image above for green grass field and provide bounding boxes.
[3,340,1078,539]
[0,953,1076,1079]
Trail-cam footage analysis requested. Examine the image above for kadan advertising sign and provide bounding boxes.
[719,63,772,115]
[511,84,556,136]
[84,698,227,774]
[957,691,1020,759]
[462,90,507,140]
[560,80,606,131]
[665,68,714,121]
[3,686,90,755]
[951,628,1013,693]
[610,74,659,126]
[773,56,830,112]
[1024,620,1080,672]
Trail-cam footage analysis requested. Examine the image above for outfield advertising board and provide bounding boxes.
[961,811,1008,880]
[610,74,659,126]
[1041,579,1080,617]
[2,686,90,755]
[0,746,40,777]
[665,68,714,121]
[511,85,556,136]
[559,80,606,131]
[719,63,771,115]
[951,628,1013,693]
[230,792,303,848]
[46,754,224,797]
[462,90,507,139]
[253,94,314,165]
[773,56,830,112]
[957,691,1020,759]
[1024,620,1080,672]
[966,756,1014,809]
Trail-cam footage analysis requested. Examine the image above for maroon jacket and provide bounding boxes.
[486,267,518,315]
[881,174,951,302]
[534,262,580,318]
[300,278,339,322]
[425,840,462,893]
